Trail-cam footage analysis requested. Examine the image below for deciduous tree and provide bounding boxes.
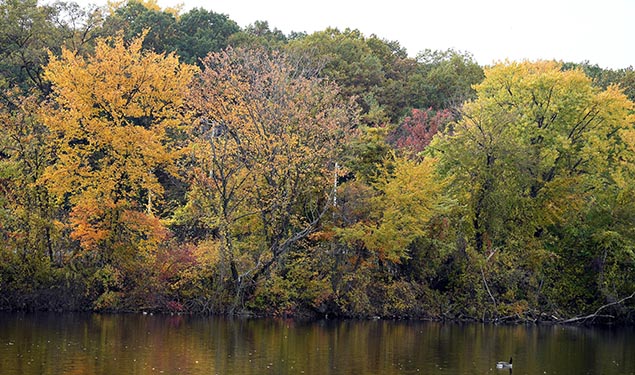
[99,0,180,54]
[176,7,239,65]
[338,156,447,263]
[0,0,61,94]
[431,61,635,318]
[40,32,196,266]
[0,91,60,262]
[187,47,356,311]
[389,108,453,157]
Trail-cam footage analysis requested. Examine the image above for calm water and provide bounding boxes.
[0,312,633,375]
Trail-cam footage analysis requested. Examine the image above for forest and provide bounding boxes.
[1,0,635,323]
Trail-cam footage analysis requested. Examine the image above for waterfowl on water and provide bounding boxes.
[496,357,512,369]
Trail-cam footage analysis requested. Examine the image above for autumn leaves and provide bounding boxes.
[3,22,634,319]
[41,33,196,257]
[37,33,355,309]
[187,48,355,306]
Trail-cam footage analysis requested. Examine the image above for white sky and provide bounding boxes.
[86,0,634,69]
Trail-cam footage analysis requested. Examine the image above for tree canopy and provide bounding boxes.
[1,0,634,322]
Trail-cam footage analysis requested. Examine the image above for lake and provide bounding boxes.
[0,312,633,374]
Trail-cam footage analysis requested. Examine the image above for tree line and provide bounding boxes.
[1,0,634,322]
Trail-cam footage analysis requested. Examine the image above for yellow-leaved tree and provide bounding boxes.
[40,31,196,266]
[338,156,448,263]
[431,61,635,319]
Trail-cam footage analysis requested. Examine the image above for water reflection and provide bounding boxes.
[0,312,633,375]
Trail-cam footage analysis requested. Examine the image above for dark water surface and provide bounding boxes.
[0,312,633,375]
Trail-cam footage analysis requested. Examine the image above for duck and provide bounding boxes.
[496,357,512,369]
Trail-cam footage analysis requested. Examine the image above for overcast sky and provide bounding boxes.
[85,0,634,69]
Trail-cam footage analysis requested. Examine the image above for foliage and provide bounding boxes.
[287,28,413,123]
[563,61,635,102]
[185,47,356,312]
[389,108,454,157]
[51,1,105,56]
[228,20,288,51]
[0,0,60,93]
[0,91,63,263]
[100,1,239,65]
[100,0,180,54]
[431,60,635,319]
[2,2,635,322]
[36,31,197,314]
[176,8,239,65]
[342,125,393,184]
[338,157,447,263]
[414,49,484,109]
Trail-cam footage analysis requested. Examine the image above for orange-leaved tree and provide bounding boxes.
[186,47,357,311]
[40,31,197,268]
